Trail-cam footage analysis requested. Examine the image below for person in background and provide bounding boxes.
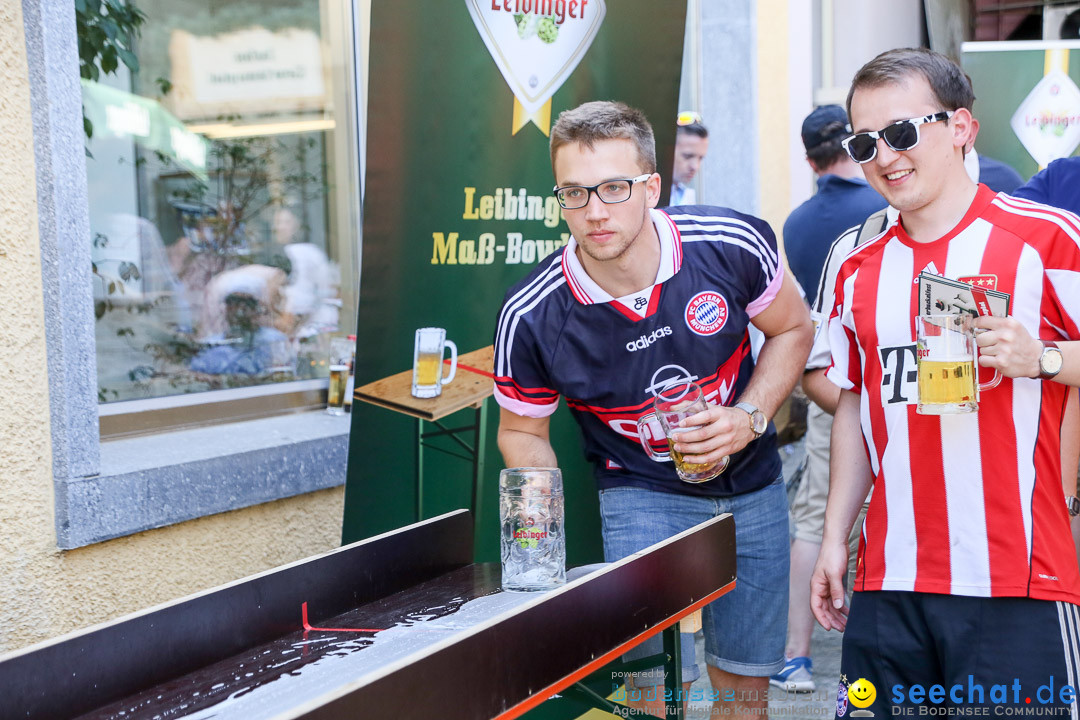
[1013,156,1080,211]
[670,110,709,206]
[771,105,885,694]
[1013,155,1080,563]
[783,104,887,302]
[966,146,1024,194]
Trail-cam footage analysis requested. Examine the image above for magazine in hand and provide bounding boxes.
[917,272,1011,324]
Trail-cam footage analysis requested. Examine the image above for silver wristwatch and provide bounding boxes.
[734,401,767,439]
[1039,340,1063,380]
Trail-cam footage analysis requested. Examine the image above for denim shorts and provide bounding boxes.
[598,478,789,685]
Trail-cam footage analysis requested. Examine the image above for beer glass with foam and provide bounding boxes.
[915,315,1000,415]
[411,327,457,398]
[635,381,729,483]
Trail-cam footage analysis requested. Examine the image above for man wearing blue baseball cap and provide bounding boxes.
[772,104,885,694]
[784,105,886,303]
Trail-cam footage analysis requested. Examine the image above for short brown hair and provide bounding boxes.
[549,101,657,175]
[846,47,975,120]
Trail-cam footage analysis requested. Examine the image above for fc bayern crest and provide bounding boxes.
[836,681,849,717]
[684,291,729,336]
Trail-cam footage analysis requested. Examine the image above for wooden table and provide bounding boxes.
[352,345,495,523]
[352,345,494,421]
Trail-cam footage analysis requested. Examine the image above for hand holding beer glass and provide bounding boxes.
[636,381,730,483]
[411,327,457,398]
[915,314,1001,414]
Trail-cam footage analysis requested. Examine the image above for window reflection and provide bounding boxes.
[83,0,354,404]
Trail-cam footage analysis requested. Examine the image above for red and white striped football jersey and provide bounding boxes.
[826,185,1080,603]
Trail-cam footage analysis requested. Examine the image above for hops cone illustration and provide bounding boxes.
[465,0,607,136]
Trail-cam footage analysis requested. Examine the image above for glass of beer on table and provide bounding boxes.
[636,380,729,483]
[915,314,1000,415]
[326,336,354,416]
[411,327,458,398]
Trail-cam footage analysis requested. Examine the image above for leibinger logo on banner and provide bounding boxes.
[433,186,570,266]
[1010,68,1080,167]
[465,0,606,136]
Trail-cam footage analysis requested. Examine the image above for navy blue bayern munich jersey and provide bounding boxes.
[493,206,783,497]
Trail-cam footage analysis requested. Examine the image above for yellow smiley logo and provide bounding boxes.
[848,678,877,708]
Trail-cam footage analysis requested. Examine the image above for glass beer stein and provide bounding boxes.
[411,327,457,398]
[915,315,1001,415]
[636,381,729,483]
[499,467,566,592]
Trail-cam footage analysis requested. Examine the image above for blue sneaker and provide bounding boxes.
[769,656,816,692]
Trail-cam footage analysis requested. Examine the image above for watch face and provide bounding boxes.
[751,410,767,435]
[735,402,768,436]
[1043,348,1064,376]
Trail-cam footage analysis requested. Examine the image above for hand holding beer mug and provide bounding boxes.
[916,314,1001,415]
[325,336,353,416]
[411,327,457,398]
[636,381,729,483]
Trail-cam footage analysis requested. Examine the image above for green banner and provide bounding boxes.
[343,1,687,564]
[962,41,1080,180]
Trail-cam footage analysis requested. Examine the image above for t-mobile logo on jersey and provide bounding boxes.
[879,344,918,405]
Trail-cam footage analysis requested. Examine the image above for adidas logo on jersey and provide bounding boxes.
[626,326,673,352]
[915,261,941,284]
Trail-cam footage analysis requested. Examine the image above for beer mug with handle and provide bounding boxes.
[412,327,457,398]
[499,467,566,592]
[915,314,1001,415]
[636,380,729,483]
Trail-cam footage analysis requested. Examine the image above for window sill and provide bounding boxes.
[55,411,351,550]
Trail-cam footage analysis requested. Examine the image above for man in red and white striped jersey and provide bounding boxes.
[810,48,1080,717]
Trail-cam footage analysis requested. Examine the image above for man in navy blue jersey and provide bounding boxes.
[493,100,813,717]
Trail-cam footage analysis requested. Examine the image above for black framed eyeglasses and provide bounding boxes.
[553,174,652,210]
[841,111,954,164]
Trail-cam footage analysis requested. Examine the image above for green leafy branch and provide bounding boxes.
[76,0,146,139]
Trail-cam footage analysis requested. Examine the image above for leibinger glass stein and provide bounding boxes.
[636,380,729,483]
[411,327,457,398]
[915,315,1001,415]
[499,467,566,592]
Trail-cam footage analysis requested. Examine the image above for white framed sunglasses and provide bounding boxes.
[841,111,954,164]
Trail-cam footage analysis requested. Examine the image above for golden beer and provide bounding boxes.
[917,358,976,413]
[412,328,458,398]
[415,352,442,386]
[327,364,349,414]
[667,430,726,483]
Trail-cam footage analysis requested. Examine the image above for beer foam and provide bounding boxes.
[921,335,972,362]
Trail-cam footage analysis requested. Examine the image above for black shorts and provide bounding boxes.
[836,591,1080,720]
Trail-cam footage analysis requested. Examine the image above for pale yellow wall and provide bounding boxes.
[0,2,345,654]
[756,0,793,260]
